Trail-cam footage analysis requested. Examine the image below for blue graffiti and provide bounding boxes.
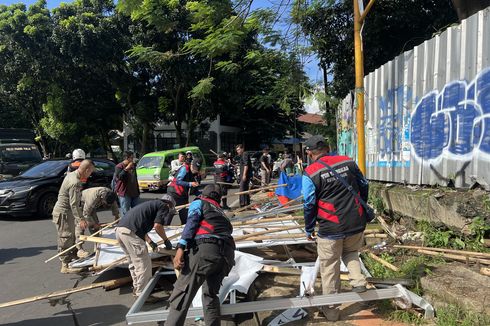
[378,86,412,165]
[410,68,490,161]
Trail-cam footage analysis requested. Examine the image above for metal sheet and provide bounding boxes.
[338,7,490,189]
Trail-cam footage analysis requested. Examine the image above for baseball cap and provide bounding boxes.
[161,194,176,208]
[304,135,326,151]
[201,184,222,203]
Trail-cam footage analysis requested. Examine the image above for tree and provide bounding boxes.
[293,0,459,98]
[0,0,55,155]
[41,0,129,154]
[119,0,310,150]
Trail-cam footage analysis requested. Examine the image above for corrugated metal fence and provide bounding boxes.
[338,7,490,189]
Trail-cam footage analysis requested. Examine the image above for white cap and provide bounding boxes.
[72,149,86,160]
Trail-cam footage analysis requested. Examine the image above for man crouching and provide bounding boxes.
[165,184,235,326]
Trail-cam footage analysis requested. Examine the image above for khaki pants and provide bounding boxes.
[260,169,271,187]
[317,232,366,295]
[115,227,151,296]
[53,211,77,264]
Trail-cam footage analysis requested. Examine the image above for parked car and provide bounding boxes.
[136,146,207,191]
[0,159,115,218]
[0,128,43,180]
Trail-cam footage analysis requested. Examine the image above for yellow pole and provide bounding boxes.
[353,0,366,174]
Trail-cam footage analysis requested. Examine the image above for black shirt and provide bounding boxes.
[118,200,171,240]
[238,152,252,179]
[260,154,270,170]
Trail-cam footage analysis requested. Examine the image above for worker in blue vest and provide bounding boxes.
[164,185,235,326]
[167,158,198,224]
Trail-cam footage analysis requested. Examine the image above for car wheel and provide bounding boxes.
[38,193,57,218]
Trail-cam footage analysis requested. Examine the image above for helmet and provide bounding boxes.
[72,149,86,160]
[202,184,222,203]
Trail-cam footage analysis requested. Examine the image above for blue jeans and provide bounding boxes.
[119,195,140,217]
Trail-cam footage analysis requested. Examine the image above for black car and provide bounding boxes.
[0,159,115,218]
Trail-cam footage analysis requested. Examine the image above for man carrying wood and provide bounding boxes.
[115,194,175,300]
[52,159,94,274]
[302,135,369,322]
[165,185,235,326]
[74,187,119,258]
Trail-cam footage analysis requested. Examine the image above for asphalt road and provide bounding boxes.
[0,183,244,326]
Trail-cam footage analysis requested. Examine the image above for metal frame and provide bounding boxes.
[126,270,434,324]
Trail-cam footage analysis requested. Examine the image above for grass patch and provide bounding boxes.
[435,304,490,326]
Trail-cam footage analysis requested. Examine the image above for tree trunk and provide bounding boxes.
[174,121,183,148]
[141,123,150,155]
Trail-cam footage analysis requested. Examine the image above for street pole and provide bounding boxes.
[353,0,376,175]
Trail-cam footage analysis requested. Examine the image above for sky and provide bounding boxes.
[1,0,322,82]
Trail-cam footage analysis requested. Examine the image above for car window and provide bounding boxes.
[0,145,42,163]
[21,160,68,178]
[137,156,164,169]
[93,160,112,172]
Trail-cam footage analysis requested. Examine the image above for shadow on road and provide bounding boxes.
[1,303,129,326]
[0,214,47,222]
[0,246,56,264]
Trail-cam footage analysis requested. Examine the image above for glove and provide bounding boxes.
[164,239,173,250]
[149,241,158,251]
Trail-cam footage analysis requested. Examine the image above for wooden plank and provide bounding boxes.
[45,218,120,263]
[0,277,132,308]
[417,249,490,265]
[364,233,388,238]
[394,245,490,259]
[234,225,302,241]
[79,235,118,246]
[376,215,398,240]
[233,184,287,196]
[366,252,400,272]
[480,267,490,276]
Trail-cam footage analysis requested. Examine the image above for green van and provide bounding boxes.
[136,146,206,191]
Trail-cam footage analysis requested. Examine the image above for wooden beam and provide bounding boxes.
[394,245,490,259]
[417,249,490,265]
[0,277,132,308]
[233,184,287,196]
[366,252,399,272]
[44,218,120,263]
[234,225,303,241]
[79,235,118,246]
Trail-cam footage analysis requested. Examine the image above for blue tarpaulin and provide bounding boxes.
[275,172,302,203]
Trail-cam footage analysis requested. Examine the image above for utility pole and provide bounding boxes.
[353,0,375,174]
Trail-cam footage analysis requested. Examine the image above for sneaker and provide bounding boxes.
[321,307,340,321]
[77,249,90,258]
[352,286,367,293]
[144,295,161,303]
[60,263,84,274]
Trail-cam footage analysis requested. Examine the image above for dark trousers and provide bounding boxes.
[239,178,250,207]
[170,195,189,224]
[217,183,229,207]
[166,243,235,326]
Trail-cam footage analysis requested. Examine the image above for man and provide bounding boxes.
[116,195,174,299]
[302,135,369,322]
[74,187,119,258]
[114,151,140,217]
[259,147,272,187]
[165,185,235,326]
[213,153,231,209]
[280,153,294,175]
[52,160,94,273]
[236,144,251,207]
[67,148,86,173]
[167,158,198,224]
[189,155,202,196]
[169,152,185,181]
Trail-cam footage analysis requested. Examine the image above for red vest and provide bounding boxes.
[304,155,366,236]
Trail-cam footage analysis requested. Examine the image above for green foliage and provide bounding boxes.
[435,304,490,326]
[417,220,490,252]
[189,77,214,100]
[292,0,458,97]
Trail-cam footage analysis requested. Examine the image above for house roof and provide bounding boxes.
[298,113,325,125]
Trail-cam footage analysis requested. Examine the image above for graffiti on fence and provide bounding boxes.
[376,86,412,167]
[410,68,490,163]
